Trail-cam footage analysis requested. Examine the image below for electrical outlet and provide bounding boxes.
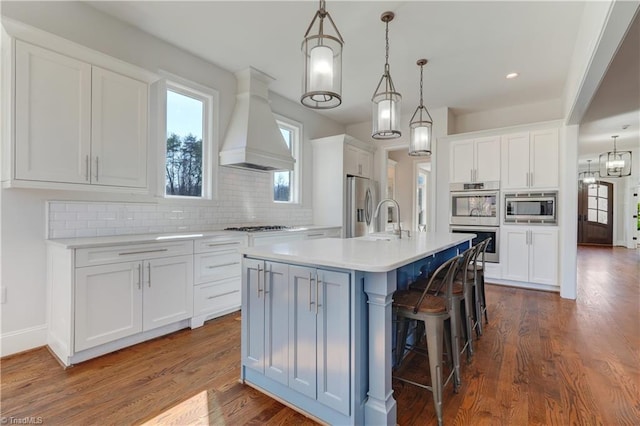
[0,287,6,304]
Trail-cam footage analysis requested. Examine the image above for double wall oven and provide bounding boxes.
[449,181,500,263]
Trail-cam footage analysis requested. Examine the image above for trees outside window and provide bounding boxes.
[164,81,216,199]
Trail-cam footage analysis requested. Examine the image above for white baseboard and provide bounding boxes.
[1,324,47,357]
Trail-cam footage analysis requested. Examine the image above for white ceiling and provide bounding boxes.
[87,1,638,160]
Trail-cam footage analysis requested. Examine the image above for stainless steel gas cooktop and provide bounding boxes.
[224,225,291,232]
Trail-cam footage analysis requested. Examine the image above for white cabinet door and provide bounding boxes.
[450,140,475,183]
[529,129,558,189]
[344,144,359,176]
[316,269,350,415]
[288,265,318,398]
[264,262,290,386]
[91,66,148,188]
[502,228,529,282]
[358,149,372,179]
[475,136,500,182]
[501,133,530,189]
[143,255,193,331]
[242,259,266,372]
[14,40,91,184]
[75,261,143,351]
[529,229,558,285]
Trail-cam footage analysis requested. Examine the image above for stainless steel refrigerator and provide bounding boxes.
[346,176,378,238]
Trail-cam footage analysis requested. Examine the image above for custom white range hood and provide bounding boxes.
[219,67,295,172]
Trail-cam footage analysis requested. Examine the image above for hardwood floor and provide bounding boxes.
[1,246,638,425]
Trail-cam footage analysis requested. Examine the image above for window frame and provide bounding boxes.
[273,115,302,204]
[159,72,219,201]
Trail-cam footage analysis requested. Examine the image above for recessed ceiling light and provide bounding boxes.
[506,72,519,79]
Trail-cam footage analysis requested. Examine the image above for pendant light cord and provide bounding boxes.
[419,63,424,107]
[384,20,390,74]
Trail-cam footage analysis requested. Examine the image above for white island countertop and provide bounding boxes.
[240,232,474,272]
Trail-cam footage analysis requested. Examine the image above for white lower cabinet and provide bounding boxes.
[191,236,245,328]
[74,261,143,351]
[502,227,558,286]
[242,259,351,416]
[74,255,193,352]
[47,240,194,366]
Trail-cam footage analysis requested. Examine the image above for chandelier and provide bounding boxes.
[599,135,632,177]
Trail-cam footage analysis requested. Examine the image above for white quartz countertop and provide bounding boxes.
[46,225,340,249]
[240,232,475,273]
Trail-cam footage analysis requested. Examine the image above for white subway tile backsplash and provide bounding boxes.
[47,168,313,238]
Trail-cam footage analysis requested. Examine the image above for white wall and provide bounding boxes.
[453,99,564,134]
[0,2,344,356]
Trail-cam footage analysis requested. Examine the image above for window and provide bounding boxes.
[273,117,301,203]
[164,78,217,199]
[588,183,609,225]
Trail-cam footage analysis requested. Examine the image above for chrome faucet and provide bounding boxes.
[374,198,403,238]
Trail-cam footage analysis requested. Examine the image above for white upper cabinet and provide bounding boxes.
[9,39,149,190]
[91,66,148,188]
[15,40,92,184]
[449,136,500,183]
[501,129,558,190]
[344,143,372,178]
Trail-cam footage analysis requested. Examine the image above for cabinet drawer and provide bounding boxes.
[194,251,241,284]
[195,236,245,254]
[194,278,241,316]
[76,241,194,268]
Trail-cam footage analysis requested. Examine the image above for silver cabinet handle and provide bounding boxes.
[136,264,142,289]
[207,242,240,247]
[264,264,270,295]
[119,248,169,256]
[530,172,534,187]
[316,274,322,315]
[206,261,240,269]
[207,290,238,299]
[95,157,99,182]
[257,264,263,298]
[309,272,315,311]
[308,233,324,238]
[471,169,474,182]
[147,262,151,287]
[85,155,90,181]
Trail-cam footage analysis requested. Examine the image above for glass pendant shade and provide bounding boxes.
[409,59,433,156]
[372,91,401,139]
[301,0,344,109]
[372,11,401,139]
[579,159,598,184]
[598,135,632,177]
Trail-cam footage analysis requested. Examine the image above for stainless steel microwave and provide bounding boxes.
[504,192,557,224]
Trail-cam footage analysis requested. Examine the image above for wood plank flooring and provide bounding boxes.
[1,246,638,425]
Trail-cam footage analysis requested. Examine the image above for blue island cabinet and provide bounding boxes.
[241,258,367,424]
[239,233,475,425]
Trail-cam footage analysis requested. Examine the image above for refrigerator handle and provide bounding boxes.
[365,187,372,227]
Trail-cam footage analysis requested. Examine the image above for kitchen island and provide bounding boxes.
[239,232,474,425]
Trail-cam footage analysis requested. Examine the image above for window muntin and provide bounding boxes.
[273,118,301,203]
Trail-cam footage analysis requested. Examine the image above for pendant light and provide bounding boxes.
[408,59,433,156]
[301,0,344,109]
[372,11,401,139]
[579,159,598,185]
[599,135,632,177]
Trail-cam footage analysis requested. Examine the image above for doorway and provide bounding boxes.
[578,181,614,245]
